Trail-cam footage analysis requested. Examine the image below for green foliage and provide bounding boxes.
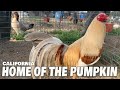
[108,28,120,36]
[50,30,81,45]
[50,30,63,34]
[11,32,26,40]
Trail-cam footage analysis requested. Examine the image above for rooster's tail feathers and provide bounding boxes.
[29,37,63,79]
[24,32,53,46]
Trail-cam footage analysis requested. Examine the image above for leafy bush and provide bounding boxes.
[50,30,81,45]
[11,32,26,40]
[50,30,63,35]
[108,28,120,36]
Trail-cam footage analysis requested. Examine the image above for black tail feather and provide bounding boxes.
[28,24,34,29]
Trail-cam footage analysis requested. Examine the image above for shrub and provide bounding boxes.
[50,30,81,45]
[11,32,26,40]
[108,28,120,36]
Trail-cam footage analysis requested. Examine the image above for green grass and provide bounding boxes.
[11,30,81,43]
[10,32,26,40]
[50,30,81,45]
[108,28,120,36]
[50,30,63,34]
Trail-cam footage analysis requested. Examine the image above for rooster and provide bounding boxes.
[11,12,34,35]
[24,13,109,79]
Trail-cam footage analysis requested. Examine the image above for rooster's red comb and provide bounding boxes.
[97,13,109,22]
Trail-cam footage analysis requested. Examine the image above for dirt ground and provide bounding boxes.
[0,35,120,79]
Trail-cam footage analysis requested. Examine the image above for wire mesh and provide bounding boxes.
[11,11,87,33]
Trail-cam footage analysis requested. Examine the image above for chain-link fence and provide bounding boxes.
[1,11,120,39]
[10,11,120,32]
[11,11,88,33]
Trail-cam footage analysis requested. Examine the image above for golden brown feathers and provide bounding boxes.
[55,44,68,66]
[63,41,81,69]
[81,48,103,64]
[63,15,107,69]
